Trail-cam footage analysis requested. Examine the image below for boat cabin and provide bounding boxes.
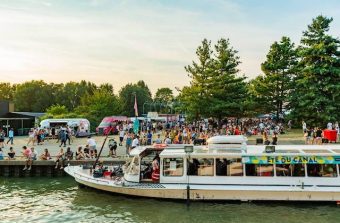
[124,136,340,186]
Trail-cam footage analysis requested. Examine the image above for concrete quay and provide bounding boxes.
[0,157,128,177]
[0,135,131,177]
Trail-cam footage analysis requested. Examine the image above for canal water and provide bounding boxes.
[1,177,340,223]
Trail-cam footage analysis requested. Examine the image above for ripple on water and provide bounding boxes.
[1,178,340,223]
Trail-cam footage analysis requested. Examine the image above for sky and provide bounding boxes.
[0,0,339,95]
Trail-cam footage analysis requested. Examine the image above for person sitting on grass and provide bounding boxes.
[55,148,65,170]
[8,147,15,160]
[40,148,51,160]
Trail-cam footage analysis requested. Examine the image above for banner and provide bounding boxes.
[242,156,340,165]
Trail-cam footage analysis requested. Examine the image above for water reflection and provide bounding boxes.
[1,177,340,223]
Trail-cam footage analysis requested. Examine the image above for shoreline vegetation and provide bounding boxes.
[0,15,339,131]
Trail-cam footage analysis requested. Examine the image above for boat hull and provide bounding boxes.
[66,167,340,201]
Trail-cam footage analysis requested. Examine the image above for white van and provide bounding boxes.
[40,118,90,137]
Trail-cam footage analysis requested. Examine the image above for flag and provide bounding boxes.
[134,94,138,117]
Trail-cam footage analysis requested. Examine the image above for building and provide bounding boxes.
[0,101,45,136]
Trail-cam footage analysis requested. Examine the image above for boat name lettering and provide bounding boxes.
[243,156,340,164]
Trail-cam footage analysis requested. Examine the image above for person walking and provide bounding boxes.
[59,130,67,147]
[6,128,14,145]
[119,128,125,146]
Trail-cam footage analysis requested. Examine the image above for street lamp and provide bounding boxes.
[184,145,193,206]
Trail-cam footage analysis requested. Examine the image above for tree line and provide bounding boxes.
[0,80,175,131]
[0,15,339,128]
[180,15,339,127]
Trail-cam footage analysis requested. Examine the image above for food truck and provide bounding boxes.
[96,116,128,135]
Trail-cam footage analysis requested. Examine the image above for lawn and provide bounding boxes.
[247,129,305,145]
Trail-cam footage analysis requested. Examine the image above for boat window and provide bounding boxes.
[163,158,184,177]
[216,158,227,176]
[246,164,273,176]
[187,158,214,176]
[276,164,305,177]
[215,158,243,176]
[307,164,337,177]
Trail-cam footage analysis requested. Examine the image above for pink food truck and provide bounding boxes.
[96,116,128,135]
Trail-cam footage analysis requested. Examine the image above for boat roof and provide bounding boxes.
[159,144,340,157]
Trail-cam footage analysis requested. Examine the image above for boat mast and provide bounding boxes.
[93,124,113,169]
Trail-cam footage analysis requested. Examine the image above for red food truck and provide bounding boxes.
[96,116,128,135]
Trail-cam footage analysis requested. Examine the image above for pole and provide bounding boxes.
[93,126,113,169]
[186,153,190,207]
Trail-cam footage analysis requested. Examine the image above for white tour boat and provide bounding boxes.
[65,135,340,202]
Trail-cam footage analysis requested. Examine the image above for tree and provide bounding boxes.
[14,80,57,112]
[154,87,174,104]
[46,105,68,116]
[181,38,247,121]
[75,88,121,131]
[119,81,152,116]
[181,39,213,119]
[0,83,15,101]
[252,37,297,118]
[290,15,340,126]
[154,87,174,112]
[55,81,97,111]
[208,38,248,120]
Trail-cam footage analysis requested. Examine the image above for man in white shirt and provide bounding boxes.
[119,129,125,146]
[327,122,333,130]
[131,136,139,149]
[87,136,97,155]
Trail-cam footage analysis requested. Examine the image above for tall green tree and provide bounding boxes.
[252,37,297,118]
[119,81,152,116]
[290,15,340,126]
[181,38,247,121]
[181,39,213,119]
[208,38,248,120]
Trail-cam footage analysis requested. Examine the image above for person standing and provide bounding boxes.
[327,122,333,130]
[131,135,139,149]
[27,129,35,146]
[86,136,97,155]
[125,132,132,155]
[302,121,307,133]
[272,132,278,145]
[147,130,152,145]
[6,128,14,145]
[59,130,67,147]
[119,128,125,146]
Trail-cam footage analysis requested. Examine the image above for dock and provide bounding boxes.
[0,157,129,177]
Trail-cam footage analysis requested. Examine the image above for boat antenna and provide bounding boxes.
[93,123,113,169]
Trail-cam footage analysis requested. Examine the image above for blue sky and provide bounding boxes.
[0,0,339,94]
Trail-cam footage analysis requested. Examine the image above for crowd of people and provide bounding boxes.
[303,121,339,145]
[0,118,339,170]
